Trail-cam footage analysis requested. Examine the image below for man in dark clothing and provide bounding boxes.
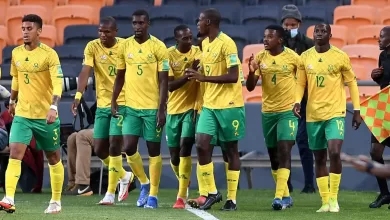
[368,26,390,209]
[281,4,315,194]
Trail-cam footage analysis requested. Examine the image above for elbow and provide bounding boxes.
[168,83,175,92]
[246,84,254,92]
[228,74,239,83]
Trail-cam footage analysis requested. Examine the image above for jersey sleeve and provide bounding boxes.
[48,50,63,97]
[155,41,169,72]
[117,41,126,70]
[341,52,360,110]
[254,51,265,77]
[10,51,18,91]
[82,42,94,67]
[295,54,307,103]
[168,50,174,77]
[224,39,239,69]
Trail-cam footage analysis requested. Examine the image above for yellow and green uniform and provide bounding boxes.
[83,38,126,138]
[9,43,63,151]
[254,47,299,148]
[166,45,201,147]
[296,46,360,151]
[117,35,169,142]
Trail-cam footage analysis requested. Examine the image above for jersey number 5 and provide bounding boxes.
[137,65,143,76]
[108,65,116,76]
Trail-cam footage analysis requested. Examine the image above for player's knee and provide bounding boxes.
[45,150,61,165]
[9,143,27,160]
[328,150,340,162]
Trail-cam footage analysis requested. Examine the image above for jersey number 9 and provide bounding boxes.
[205,65,211,76]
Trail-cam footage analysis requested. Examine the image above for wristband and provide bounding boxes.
[366,162,374,173]
[75,92,82,100]
[9,99,16,105]
[50,105,58,112]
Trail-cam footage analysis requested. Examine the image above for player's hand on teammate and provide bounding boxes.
[248,54,259,73]
[371,66,384,80]
[8,103,15,117]
[46,109,57,124]
[192,59,201,71]
[185,68,205,82]
[352,110,362,130]
[156,108,166,128]
[292,103,301,118]
[71,99,80,116]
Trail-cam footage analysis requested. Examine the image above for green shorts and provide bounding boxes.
[94,106,126,139]
[262,110,298,148]
[307,117,345,151]
[122,106,162,142]
[166,109,195,148]
[196,107,245,142]
[195,114,220,147]
[9,116,60,152]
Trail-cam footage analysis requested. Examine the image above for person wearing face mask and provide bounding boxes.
[281,4,315,194]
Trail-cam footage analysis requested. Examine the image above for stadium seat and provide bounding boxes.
[64,25,98,45]
[54,45,84,72]
[52,5,95,45]
[352,63,369,80]
[15,25,56,47]
[379,6,390,25]
[209,0,244,5]
[355,25,386,45]
[100,5,148,26]
[2,46,16,64]
[114,0,153,5]
[243,86,262,103]
[106,0,114,6]
[334,5,376,34]
[241,6,279,28]
[298,6,327,33]
[242,44,264,64]
[149,24,177,47]
[18,0,67,20]
[358,86,381,101]
[198,4,241,25]
[0,26,8,62]
[256,0,296,6]
[0,0,8,25]
[352,0,388,7]
[117,24,132,38]
[149,6,189,26]
[221,25,249,60]
[162,0,198,6]
[342,44,381,73]
[1,64,11,79]
[6,5,49,45]
[67,0,106,23]
[306,25,348,49]
[61,63,80,77]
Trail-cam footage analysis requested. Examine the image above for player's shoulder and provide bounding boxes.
[283,47,299,57]
[218,32,236,46]
[330,45,348,58]
[168,45,176,52]
[255,49,267,60]
[38,43,58,55]
[149,35,167,48]
[12,45,25,54]
[191,45,201,52]
[300,46,316,59]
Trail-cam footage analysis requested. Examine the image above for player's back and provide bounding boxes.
[84,37,125,108]
[256,47,299,113]
[201,32,244,109]
[11,43,63,119]
[300,46,352,121]
[117,35,169,110]
[167,45,201,115]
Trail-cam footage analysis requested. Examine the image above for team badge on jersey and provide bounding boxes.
[127,53,133,59]
[101,55,107,60]
[34,63,38,68]
[307,64,313,70]
[282,65,288,71]
[260,63,267,69]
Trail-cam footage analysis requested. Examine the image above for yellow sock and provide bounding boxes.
[126,152,149,184]
[225,162,229,198]
[107,155,123,194]
[178,156,192,198]
[227,170,240,201]
[275,168,290,199]
[330,173,341,200]
[101,157,110,167]
[316,176,330,204]
[49,160,64,202]
[149,155,162,197]
[199,162,217,194]
[170,160,179,180]
[197,162,208,197]
[5,159,21,200]
[271,169,290,197]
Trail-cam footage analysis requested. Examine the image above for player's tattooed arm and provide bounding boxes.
[52,95,61,106]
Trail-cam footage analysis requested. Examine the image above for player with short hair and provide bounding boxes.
[185,8,245,210]
[111,9,169,209]
[0,14,64,214]
[166,24,201,209]
[71,17,134,204]
[246,24,298,211]
[293,23,362,213]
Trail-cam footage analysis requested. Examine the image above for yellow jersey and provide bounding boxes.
[254,47,300,113]
[117,35,169,109]
[10,43,63,119]
[296,46,360,122]
[167,45,201,115]
[201,32,244,109]
[83,37,125,108]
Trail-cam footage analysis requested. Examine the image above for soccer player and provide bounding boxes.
[246,25,298,211]
[166,25,201,209]
[111,9,169,209]
[0,14,64,214]
[71,17,134,203]
[185,8,245,210]
[293,23,362,213]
